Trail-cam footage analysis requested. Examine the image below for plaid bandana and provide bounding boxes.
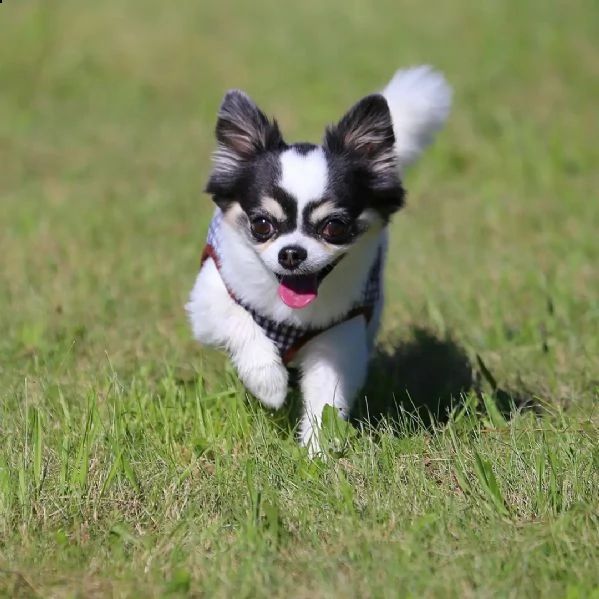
[201,210,382,365]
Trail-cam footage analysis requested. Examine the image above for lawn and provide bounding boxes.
[1,0,598,596]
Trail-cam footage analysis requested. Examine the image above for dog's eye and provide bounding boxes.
[250,217,276,241]
[321,219,351,244]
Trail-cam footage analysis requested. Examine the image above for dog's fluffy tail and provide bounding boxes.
[381,66,452,168]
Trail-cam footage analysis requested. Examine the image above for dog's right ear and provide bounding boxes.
[324,94,397,173]
[206,90,285,203]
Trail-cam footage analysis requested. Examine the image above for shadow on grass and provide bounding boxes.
[351,327,538,433]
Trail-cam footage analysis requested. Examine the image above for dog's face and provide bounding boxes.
[205,90,405,308]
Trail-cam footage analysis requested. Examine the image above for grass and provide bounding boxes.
[1,0,599,596]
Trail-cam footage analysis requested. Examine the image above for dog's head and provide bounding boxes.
[205,66,452,309]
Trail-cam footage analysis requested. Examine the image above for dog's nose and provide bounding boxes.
[278,245,307,269]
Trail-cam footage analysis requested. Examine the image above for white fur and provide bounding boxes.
[187,258,289,409]
[259,230,336,277]
[260,197,288,221]
[279,147,329,206]
[188,213,385,453]
[308,200,338,224]
[217,215,384,327]
[187,65,451,456]
[382,65,452,168]
[296,316,369,456]
[258,147,336,276]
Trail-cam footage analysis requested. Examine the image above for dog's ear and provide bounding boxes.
[325,94,405,219]
[215,90,284,159]
[324,94,398,181]
[206,90,285,204]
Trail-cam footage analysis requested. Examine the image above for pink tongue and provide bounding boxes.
[278,275,318,309]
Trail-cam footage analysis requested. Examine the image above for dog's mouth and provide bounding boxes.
[276,256,344,309]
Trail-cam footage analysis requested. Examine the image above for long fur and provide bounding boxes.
[382,65,452,168]
[187,65,452,456]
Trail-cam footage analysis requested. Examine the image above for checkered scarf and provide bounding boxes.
[202,210,382,365]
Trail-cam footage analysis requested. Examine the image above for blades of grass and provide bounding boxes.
[59,433,70,492]
[448,425,472,495]
[194,391,208,440]
[260,496,287,547]
[100,449,124,497]
[156,394,172,448]
[481,393,508,429]
[450,392,479,429]
[245,459,258,518]
[321,404,356,458]
[546,438,564,514]
[57,389,71,427]
[472,451,509,517]
[18,462,27,521]
[22,379,30,514]
[109,523,142,547]
[0,456,14,525]
[476,354,498,392]
[333,466,356,516]
[121,452,142,495]
[32,406,43,496]
[535,448,547,515]
[74,396,97,494]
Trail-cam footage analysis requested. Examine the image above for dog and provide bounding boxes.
[186,65,452,455]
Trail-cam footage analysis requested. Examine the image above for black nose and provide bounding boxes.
[278,245,307,269]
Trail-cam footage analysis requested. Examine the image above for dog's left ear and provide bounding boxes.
[323,94,398,184]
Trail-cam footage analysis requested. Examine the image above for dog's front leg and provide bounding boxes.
[230,336,289,410]
[295,316,369,456]
[187,260,288,409]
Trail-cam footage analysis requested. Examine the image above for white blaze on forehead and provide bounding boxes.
[279,147,328,210]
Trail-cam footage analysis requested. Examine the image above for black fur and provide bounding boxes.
[214,89,285,159]
[205,90,405,233]
[293,142,318,156]
[241,186,299,237]
[324,94,405,221]
[205,90,287,210]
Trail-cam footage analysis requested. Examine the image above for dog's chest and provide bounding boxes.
[201,210,382,365]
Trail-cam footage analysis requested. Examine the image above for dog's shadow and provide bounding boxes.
[350,327,536,432]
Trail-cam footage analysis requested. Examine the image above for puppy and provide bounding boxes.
[187,66,451,455]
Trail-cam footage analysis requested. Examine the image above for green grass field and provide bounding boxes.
[1,0,599,596]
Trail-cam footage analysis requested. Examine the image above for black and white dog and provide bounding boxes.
[187,66,451,455]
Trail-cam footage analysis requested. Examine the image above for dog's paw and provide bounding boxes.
[298,423,328,459]
[240,362,289,410]
[301,433,324,460]
[298,406,350,459]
